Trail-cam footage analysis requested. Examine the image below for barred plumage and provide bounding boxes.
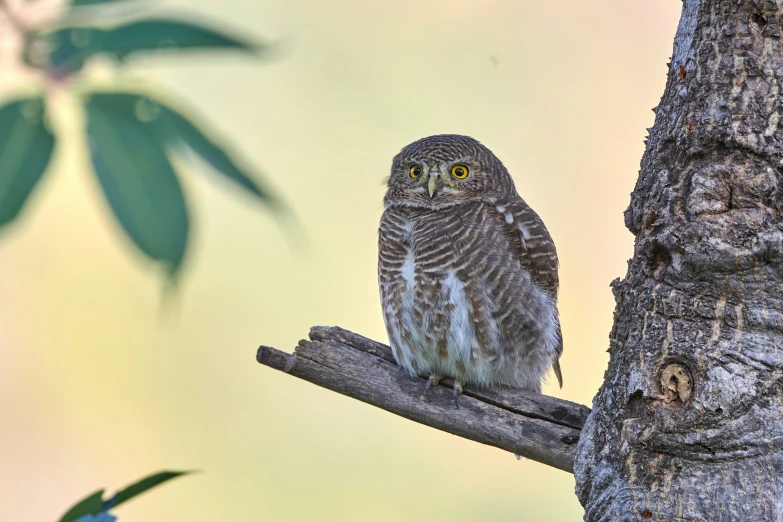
[378,135,562,394]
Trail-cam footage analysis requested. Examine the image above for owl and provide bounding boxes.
[378,134,562,400]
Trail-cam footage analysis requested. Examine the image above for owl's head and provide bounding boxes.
[384,134,516,208]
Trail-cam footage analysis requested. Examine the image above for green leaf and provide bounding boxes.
[0,97,55,229]
[104,470,192,510]
[86,93,189,274]
[157,103,273,202]
[59,489,104,522]
[47,27,104,73]
[84,91,276,204]
[47,18,260,73]
[108,19,259,59]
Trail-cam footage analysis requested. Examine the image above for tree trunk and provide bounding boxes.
[574,0,783,520]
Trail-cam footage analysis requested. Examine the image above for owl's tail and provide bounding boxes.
[553,359,563,388]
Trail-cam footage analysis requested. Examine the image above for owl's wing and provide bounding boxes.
[497,198,563,388]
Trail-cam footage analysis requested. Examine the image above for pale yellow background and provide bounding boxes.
[0,1,680,520]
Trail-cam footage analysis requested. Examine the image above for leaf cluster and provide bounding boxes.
[1,0,281,278]
[1,0,282,517]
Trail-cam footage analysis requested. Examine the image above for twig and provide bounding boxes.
[0,0,29,35]
[256,326,590,473]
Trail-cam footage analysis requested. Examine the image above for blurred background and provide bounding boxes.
[0,0,680,520]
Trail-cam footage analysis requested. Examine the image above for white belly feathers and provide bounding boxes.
[389,217,489,383]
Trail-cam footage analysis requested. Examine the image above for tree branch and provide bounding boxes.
[256,326,590,473]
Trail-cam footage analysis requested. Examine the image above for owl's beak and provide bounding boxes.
[428,174,438,198]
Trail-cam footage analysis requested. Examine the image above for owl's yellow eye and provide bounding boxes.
[450,164,470,179]
[409,165,423,178]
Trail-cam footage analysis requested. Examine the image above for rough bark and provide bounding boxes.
[575,1,783,520]
[256,326,589,472]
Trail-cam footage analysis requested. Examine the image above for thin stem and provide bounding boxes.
[0,0,30,36]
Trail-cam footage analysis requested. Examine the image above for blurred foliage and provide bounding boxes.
[43,18,261,73]
[0,97,55,227]
[0,0,283,279]
[59,470,192,522]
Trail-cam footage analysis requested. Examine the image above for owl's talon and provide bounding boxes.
[421,375,442,399]
[424,375,441,394]
[453,381,463,408]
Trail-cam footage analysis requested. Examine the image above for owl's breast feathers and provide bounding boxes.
[378,199,563,390]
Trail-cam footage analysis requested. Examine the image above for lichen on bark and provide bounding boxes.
[575,0,783,520]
